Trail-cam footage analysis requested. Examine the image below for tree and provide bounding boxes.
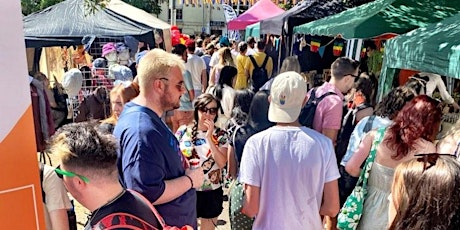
[122,0,165,16]
[21,0,164,16]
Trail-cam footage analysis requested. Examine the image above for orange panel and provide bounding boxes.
[0,106,45,229]
[0,186,43,229]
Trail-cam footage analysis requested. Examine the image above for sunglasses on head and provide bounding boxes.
[54,165,90,183]
[198,106,218,115]
[414,153,456,172]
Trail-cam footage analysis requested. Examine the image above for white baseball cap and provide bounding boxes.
[268,71,307,123]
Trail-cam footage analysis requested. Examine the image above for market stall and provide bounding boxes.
[245,22,260,40]
[106,0,172,52]
[260,0,345,36]
[293,0,460,39]
[227,0,284,30]
[23,0,156,48]
[378,13,460,102]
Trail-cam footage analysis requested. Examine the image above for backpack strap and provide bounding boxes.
[315,90,337,103]
[356,103,372,111]
[248,55,259,68]
[363,115,376,133]
[261,55,269,69]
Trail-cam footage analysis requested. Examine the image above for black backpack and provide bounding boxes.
[299,88,337,128]
[249,55,269,92]
[335,103,373,162]
[39,163,78,230]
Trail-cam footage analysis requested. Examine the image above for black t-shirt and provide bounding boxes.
[85,190,162,230]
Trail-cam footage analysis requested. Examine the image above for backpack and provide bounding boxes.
[39,163,78,230]
[335,103,372,163]
[95,189,193,230]
[249,55,269,92]
[299,88,337,128]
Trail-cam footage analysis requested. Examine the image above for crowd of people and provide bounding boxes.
[31,33,460,230]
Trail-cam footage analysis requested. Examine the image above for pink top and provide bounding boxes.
[310,82,344,133]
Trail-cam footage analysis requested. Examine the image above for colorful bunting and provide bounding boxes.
[310,38,321,52]
[333,41,344,56]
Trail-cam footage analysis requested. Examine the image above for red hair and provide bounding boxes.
[384,95,442,160]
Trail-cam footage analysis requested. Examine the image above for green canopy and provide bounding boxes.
[378,13,460,100]
[245,22,260,40]
[293,0,460,39]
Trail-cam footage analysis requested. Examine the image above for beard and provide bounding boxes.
[160,87,181,111]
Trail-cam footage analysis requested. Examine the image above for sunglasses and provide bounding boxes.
[347,74,360,82]
[158,77,186,91]
[55,165,90,183]
[414,153,456,172]
[198,106,218,115]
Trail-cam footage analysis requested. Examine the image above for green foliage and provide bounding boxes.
[121,0,165,16]
[278,0,294,11]
[21,0,165,16]
[21,0,107,15]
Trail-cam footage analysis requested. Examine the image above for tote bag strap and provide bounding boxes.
[356,127,386,187]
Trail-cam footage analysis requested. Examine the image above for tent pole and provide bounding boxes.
[277,36,282,75]
[237,0,240,15]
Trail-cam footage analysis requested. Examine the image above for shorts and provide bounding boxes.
[196,187,224,218]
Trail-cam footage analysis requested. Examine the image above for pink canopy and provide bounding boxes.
[228,0,285,30]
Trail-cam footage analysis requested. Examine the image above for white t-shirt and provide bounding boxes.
[209,52,220,68]
[239,126,340,230]
[185,54,206,90]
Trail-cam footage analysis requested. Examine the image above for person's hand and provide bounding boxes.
[204,119,215,141]
[185,168,204,189]
[452,102,460,112]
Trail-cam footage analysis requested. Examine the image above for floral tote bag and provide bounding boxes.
[337,127,386,230]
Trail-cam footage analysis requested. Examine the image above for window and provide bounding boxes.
[168,9,183,21]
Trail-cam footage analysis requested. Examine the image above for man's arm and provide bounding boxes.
[241,184,260,218]
[319,180,340,217]
[48,209,70,230]
[153,168,203,205]
[267,57,273,78]
[201,69,207,92]
[227,146,237,179]
[322,128,339,146]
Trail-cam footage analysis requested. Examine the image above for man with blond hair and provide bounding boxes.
[114,49,204,228]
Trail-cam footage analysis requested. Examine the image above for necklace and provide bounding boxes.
[86,189,126,225]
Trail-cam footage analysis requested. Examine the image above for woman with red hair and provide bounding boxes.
[345,95,442,230]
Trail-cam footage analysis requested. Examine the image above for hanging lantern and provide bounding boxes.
[333,41,344,56]
[310,38,321,52]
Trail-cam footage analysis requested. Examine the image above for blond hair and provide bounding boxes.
[136,49,185,93]
[218,47,235,67]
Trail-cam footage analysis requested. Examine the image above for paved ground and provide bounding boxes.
[40,152,231,230]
